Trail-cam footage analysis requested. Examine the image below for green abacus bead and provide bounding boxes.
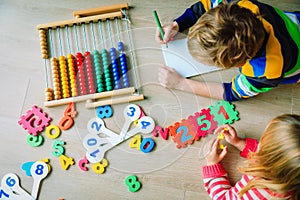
[106,86,113,91]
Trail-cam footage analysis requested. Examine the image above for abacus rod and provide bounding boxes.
[57,27,63,56]
[107,19,114,47]
[82,23,89,52]
[44,59,49,88]
[48,28,55,57]
[90,22,97,50]
[123,9,141,94]
[74,24,80,52]
[66,26,72,54]
[115,18,121,42]
[98,20,105,48]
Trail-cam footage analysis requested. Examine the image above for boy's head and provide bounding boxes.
[187,2,265,68]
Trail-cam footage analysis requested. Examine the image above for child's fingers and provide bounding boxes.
[155,28,165,44]
[219,146,228,160]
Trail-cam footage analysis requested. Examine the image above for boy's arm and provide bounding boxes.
[174,1,206,32]
[223,74,282,101]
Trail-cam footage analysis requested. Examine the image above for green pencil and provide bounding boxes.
[153,10,168,47]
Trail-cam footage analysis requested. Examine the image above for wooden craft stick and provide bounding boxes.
[44,87,136,107]
[37,11,122,30]
[73,3,129,18]
[85,94,144,108]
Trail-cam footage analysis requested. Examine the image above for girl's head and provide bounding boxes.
[187,2,265,68]
[239,114,300,199]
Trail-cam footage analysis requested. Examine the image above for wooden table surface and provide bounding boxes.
[0,0,299,199]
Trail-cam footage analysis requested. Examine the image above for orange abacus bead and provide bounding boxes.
[51,57,61,100]
[45,87,53,101]
[39,30,48,59]
[59,56,70,99]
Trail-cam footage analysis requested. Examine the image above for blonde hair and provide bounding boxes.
[187,2,265,68]
[239,114,300,199]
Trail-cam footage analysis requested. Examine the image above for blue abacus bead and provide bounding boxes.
[118,42,124,52]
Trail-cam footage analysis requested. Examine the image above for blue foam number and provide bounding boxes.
[140,138,155,153]
[176,126,192,142]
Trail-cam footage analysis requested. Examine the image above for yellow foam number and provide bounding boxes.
[92,158,108,174]
[59,155,74,170]
[129,134,141,151]
[45,124,61,139]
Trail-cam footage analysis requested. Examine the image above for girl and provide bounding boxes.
[203,114,300,199]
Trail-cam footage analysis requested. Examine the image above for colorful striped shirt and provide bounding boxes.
[174,0,300,101]
[202,138,293,199]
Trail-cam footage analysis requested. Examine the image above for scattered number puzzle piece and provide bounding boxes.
[189,108,218,140]
[18,105,52,136]
[45,124,61,139]
[140,137,155,153]
[209,100,239,126]
[168,119,198,148]
[64,102,77,118]
[152,125,169,140]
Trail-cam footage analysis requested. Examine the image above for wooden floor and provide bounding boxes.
[0,0,299,199]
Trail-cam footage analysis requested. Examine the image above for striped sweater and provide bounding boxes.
[202,138,293,199]
[175,0,300,101]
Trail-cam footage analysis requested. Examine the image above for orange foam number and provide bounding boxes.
[64,102,77,118]
[58,103,77,130]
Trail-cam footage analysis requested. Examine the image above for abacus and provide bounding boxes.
[37,3,144,108]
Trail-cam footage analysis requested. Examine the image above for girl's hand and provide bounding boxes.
[214,124,246,151]
[158,65,186,89]
[155,21,179,44]
[205,138,228,165]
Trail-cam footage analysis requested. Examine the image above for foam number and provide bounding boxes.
[152,125,169,140]
[209,100,239,125]
[140,138,155,153]
[26,134,44,147]
[59,154,75,170]
[45,124,61,139]
[30,161,49,199]
[129,134,141,150]
[119,104,141,139]
[58,116,74,131]
[78,156,89,171]
[190,108,218,140]
[91,158,108,174]
[52,140,65,157]
[125,175,141,193]
[1,173,34,200]
[169,119,198,148]
[96,105,113,119]
[58,102,77,131]
[18,105,52,136]
[63,102,77,118]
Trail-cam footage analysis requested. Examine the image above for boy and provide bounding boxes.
[156,0,300,101]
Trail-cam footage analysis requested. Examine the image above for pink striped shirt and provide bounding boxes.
[202,138,292,200]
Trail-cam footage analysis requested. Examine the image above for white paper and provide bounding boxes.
[161,38,220,77]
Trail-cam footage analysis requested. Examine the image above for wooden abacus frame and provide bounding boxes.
[38,3,144,108]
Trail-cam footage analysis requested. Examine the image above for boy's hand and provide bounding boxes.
[205,138,228,165]
[158,65,185,89]
[214,125,246,151]
[155,21,179,44]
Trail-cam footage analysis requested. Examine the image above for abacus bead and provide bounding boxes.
[118,42,124,51]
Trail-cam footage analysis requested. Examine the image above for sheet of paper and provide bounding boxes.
[161,38,220,77]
